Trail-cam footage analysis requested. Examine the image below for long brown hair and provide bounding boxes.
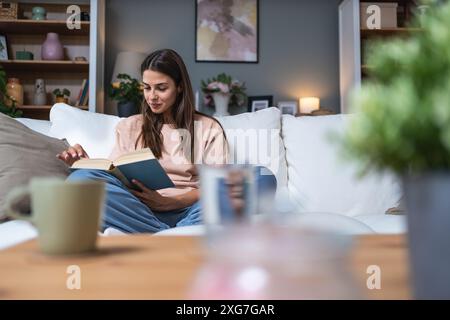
[137,49,224,162]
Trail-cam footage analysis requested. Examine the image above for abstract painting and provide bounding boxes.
[196,0,258,63]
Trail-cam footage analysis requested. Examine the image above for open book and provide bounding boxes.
[70,148,174,190]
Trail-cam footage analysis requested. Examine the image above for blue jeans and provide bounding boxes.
[67,166,276,234]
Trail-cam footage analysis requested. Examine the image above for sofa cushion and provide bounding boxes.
[0,112,70,217]
[0,220,38,250]
[281,114,402,217]
[288,212,375,235]
[48,104,288,189]
[16,118,52,136]
[216,107,288,188]
[49,103,121,158]
[353,214,407,234]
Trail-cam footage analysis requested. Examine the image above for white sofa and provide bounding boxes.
[0,104,406,249]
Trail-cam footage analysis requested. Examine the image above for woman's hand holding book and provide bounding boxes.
[56,144,90,166]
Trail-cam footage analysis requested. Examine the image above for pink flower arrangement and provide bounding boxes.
[201,73,247,107]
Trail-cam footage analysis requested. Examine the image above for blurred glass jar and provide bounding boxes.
[198,164,278,238]
[6,78,24,108]
[188,224,361,299]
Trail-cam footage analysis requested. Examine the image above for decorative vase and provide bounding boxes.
[403,172,450,299]
[212,92,231,117]
[117,101,139,118]
[33,79,47,106]
[41,33,64,60]
[6,78,23,108]
[32,6,46,20]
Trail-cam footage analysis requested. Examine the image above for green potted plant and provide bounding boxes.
[201,73,247,116]
[0,66,22,118]
[108,73,143,117]
[339,0,450,299]
[52,88,71,104]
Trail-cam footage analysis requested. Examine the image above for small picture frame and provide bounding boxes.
[251,100,268,112]
[247,95,273,112]
[0,34,9,60]
[278,101,298,116]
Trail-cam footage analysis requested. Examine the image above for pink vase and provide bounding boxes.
[41,32,64,60]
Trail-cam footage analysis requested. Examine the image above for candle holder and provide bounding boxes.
[299,97,320,114]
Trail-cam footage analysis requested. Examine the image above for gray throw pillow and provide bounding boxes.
[0,113,70,220]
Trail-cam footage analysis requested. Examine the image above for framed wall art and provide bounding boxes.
[196,0,259,63]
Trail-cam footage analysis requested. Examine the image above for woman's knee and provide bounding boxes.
[67,169,123,188]
[67,169,106,181]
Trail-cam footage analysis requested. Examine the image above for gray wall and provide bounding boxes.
[104,0,341,115]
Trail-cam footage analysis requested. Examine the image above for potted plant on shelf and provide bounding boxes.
[339,0,450,299]
[52,88,70,104]
[0,66,22,118]
[201,73,246,116]
[108,73,143,118]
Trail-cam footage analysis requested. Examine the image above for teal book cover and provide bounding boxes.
[117,158,174,191]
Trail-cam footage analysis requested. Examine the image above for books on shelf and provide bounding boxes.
[70,148,174,191]
[76,79,88,107]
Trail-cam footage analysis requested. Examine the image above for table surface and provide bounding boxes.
[0,234,410,299]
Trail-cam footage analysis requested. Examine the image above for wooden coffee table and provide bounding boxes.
[0,234,411,299]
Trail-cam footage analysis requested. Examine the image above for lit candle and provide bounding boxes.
[299,97,320,114]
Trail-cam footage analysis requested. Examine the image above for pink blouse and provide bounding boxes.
[108,114,229,197]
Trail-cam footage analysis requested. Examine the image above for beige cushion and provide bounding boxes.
[0,113,70,219]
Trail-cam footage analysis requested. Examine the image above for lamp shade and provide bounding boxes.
[299,97,320,114]
[111,51,147,83]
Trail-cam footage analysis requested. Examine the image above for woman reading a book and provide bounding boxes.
[58,49,276,233]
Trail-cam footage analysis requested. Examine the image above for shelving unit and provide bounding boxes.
[17,104,88,110]
[0,0,105,119]
[360,27,422,37]
[0,19,90,35]
[1,60,89,72]
[339,0,419,113]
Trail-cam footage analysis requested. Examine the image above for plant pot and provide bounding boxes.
[212,92,231,117]
[403,172,450,299]
[117,101,139,118]
[55,96,68,104]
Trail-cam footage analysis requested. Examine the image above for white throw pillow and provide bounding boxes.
[49,103,121,158]
[281,114,402,217]
[215,107,288,188]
